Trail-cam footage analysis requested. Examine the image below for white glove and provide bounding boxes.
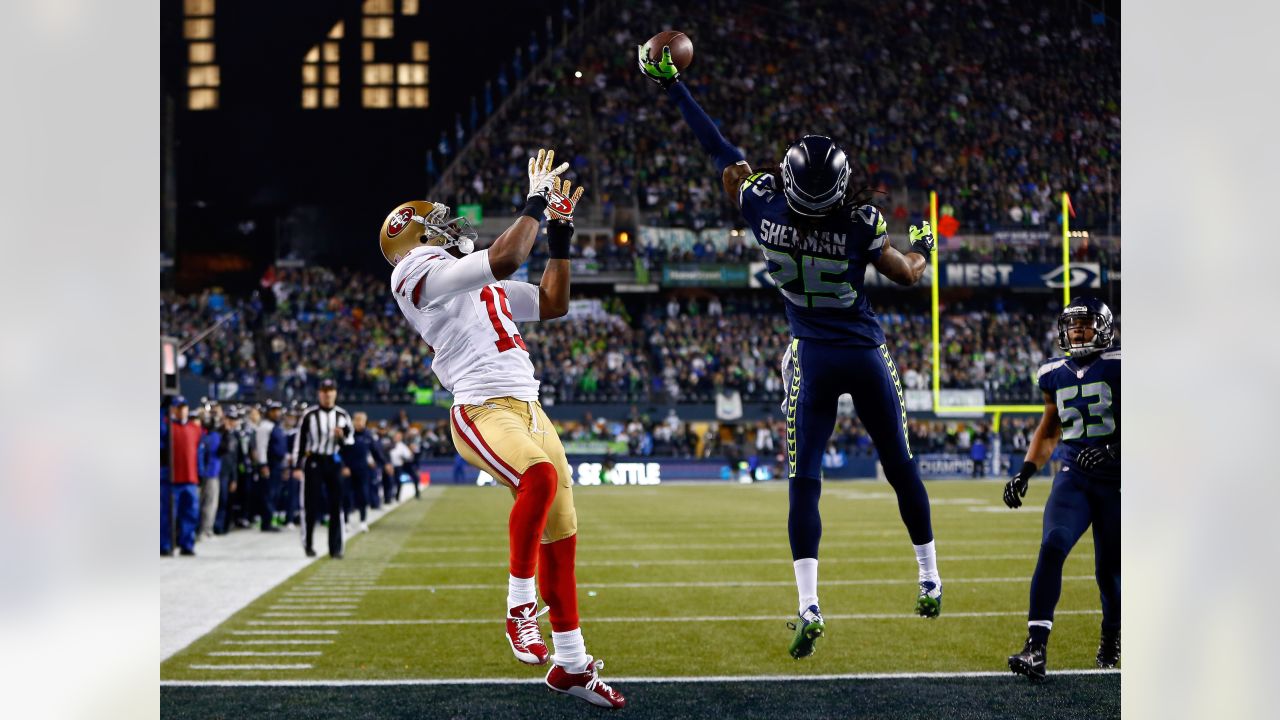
[527,148,570,202]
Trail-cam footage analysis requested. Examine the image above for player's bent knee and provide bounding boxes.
[1041,527,1076,556]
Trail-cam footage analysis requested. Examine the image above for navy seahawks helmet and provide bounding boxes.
[1057,297,1114,356]
[779,135,850,217]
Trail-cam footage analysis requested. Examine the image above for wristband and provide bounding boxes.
[547,220,573,259]
[910,240,932,262]
[1017,461,1037,479]
[520,195,549,220]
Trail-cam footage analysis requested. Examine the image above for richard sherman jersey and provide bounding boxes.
[739,172,888,347]
[1038,347,1121,479]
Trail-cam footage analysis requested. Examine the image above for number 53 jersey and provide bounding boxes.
[1038,348,1121,480]
[739,172,888,347]
[390,245,541,406]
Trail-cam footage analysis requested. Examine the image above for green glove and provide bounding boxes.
[637,43,681,88]
[908,221,936,260]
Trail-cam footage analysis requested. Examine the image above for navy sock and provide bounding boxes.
[1029,624,1051,645]
[787,475,822,560]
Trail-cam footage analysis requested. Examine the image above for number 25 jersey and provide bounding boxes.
[1037,347,1121,479]
[390,245,541,406]
[739,172,888,347]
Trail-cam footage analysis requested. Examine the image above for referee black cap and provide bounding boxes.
[319,378,337,390]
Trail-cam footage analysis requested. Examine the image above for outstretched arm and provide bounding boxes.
[490,148,569,278]
[638,45,750,206]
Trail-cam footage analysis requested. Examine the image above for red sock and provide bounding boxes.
[508,462,557,578]
[538,534,579,632]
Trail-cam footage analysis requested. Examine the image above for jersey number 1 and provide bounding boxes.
[479,286,527,353]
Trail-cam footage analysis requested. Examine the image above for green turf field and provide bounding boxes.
[161,480,1118,718]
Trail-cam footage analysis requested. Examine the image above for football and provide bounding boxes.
[643,30,693,71]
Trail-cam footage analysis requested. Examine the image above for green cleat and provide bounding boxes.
[787,605,826,659]
[915,579,942,618]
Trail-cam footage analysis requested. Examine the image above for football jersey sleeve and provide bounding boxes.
[392,249,496,310]
[1037,358,1068,393]
[499,280,541,322]
[854,205,889,260]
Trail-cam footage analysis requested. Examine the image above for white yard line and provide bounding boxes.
[207,652,324,657]
[383,553,1091,569]
[228,630,340,635]
[246,608,1102,626]
[221,640,335,645]
[259,612,355,618]
[302,575,1096,591]
[162,667,1119,687]
[399,536,1066,553]
[188,664,314,670]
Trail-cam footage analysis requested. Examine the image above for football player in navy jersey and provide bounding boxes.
[640,44,942,660]
[1004,297,1120,680]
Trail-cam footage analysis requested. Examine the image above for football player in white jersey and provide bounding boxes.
[378,149,625,710]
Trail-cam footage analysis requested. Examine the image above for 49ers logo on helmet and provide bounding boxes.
[386,207,414,238]
[548,193,574,217]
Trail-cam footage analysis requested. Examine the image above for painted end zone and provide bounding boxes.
[161,672,1119,719]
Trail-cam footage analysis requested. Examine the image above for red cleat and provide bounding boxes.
[504,602,549,665]
[545,656,626,709]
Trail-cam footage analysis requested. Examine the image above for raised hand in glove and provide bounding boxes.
[1003,461,1036,509]
[908,221,936,260]
[637,44,681,88]
[527,148,570,202]
[545,177,585,223]
[1075,443,1119,472]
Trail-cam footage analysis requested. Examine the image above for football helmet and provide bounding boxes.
[779,135,850,217]
[1056,296,1114,357]
[379,200,478,266]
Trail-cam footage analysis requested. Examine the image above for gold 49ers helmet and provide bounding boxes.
[378,200,478,266]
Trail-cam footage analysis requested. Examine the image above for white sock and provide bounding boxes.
[507,575,536,611]
[551,628,588,672]
[793,558,819,612]
[914,541,939,582]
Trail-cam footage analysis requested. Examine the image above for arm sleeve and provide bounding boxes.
[856,205,889,260]
[291,413,306,466]
[666,82,746,172]
[394,250,497,310]
[369,437,388,465]
[499,281,541,322]
[340,411,355,446]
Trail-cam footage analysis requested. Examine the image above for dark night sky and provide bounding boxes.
[163,0,574,286]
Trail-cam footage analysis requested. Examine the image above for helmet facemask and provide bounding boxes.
[1057,308,1113,357]
[419,214,477,255]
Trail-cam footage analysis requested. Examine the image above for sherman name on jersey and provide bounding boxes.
[390,245,541,405]
[1037,347,1121,478]
[739,172,888,347]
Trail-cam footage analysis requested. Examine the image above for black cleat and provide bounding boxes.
[1096,629,1120,668]
[305,548,317,557]
[179,547,196,556]
[1008,637,1047,681]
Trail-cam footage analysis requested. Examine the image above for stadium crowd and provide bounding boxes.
[444,0,1119,234]
[164,267,1105,406]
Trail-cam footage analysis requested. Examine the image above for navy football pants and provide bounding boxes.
[783,340,934,560]
[1029,468,1121,633]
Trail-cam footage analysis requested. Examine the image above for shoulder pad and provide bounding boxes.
[1037,358,1069,379]
[739,171,772,196]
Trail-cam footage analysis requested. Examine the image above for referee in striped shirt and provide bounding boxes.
[293,379,354,558]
